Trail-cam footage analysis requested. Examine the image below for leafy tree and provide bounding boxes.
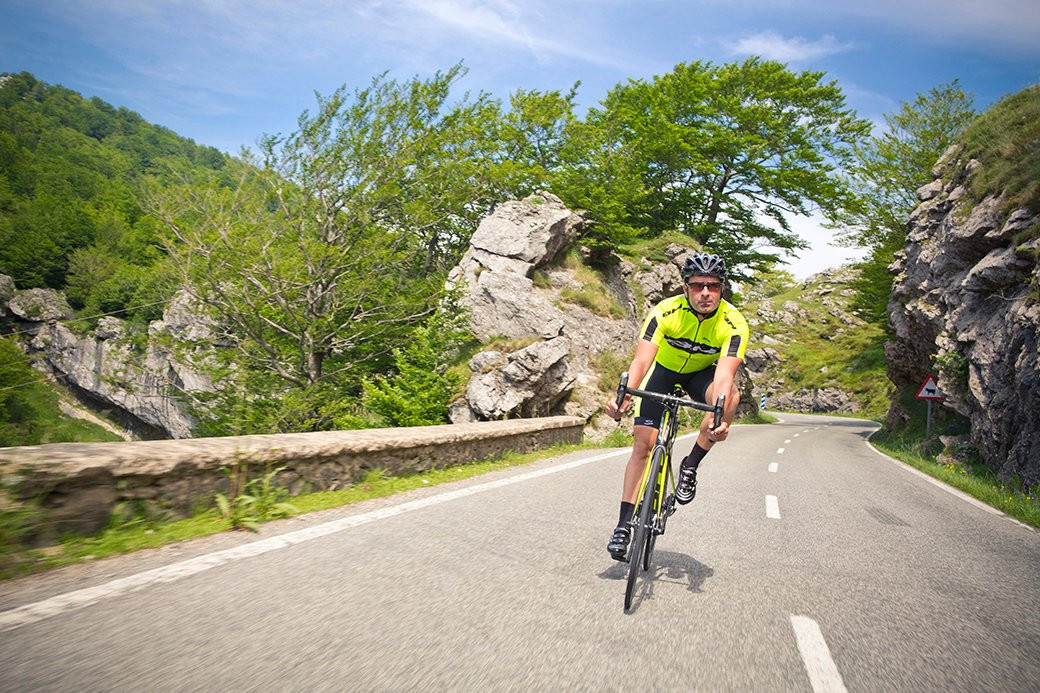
[838,81,977,326]
[359,309,471,427]
[558,58,871,278]
[492,86,579,198]
[146,66,507,433]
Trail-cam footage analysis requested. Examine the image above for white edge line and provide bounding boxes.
[790,615,848,693]
[864,441,1036,533]
[1,446,633,633]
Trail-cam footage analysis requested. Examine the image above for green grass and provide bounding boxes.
[869,389,1039,529]
[871,435,1040,529]
[959,84,1040,216]
[747,279,894,419]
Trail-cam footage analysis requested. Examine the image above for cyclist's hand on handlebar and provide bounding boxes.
[606,395,631,421]
[706,418,730,443]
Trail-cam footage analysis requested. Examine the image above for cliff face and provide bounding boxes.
[887,146,1040,485]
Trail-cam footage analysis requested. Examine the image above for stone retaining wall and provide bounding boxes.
[0,416,585,543]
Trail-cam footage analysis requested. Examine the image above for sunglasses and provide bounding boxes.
[686,281,723,292]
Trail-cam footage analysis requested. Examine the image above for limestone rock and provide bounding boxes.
[887,146,1040,485]
[7,288,73,322]
[456,339,575,421]
[0,273,15,317]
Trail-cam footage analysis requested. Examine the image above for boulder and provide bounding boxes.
[454,339,575,421]
[7,288,73,322]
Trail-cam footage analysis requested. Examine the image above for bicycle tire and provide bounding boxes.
[640,445,665,570]
[625,449,661,612]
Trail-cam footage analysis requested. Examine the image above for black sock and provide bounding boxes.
[681,443,709,469]
[618,501,635,527]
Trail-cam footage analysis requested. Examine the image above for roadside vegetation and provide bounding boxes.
[0,441,597,580]
[742,272,893,421]
[869,390,1039,529]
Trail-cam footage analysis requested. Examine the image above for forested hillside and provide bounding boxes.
[0,72,231,322]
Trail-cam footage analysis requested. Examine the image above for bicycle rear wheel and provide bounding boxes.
[625,449,661,612]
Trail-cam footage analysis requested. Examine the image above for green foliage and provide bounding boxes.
[838,81,977,328]
[357,310,471,427]
[145,65,515,434]
[959,85,1040,214]
[0,336,121,446]
[0,72,229,304]
[215,461,298,532]
[557,58,870,278]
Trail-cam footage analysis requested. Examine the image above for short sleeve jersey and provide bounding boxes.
[639,294,749,373]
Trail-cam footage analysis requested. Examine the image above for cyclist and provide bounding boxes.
[604,251,749,561]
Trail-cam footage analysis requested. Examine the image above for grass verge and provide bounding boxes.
[870,428,1039,530]
[1,440,597,581]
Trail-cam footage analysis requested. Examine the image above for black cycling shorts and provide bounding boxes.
[633,362,716,429]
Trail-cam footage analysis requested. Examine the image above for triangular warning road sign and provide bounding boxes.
[915,375,944,401]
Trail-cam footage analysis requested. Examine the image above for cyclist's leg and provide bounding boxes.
[608,364,676,559]
[675,367,717,504]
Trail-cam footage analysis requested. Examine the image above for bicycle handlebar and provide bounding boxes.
[615,372,726,431]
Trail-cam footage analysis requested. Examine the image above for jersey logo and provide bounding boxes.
[660,303,692,318]
[664,337,720,356]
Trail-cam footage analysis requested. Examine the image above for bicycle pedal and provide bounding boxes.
[663,494,677,517]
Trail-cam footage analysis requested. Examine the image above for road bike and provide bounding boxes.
[614,372,725,612]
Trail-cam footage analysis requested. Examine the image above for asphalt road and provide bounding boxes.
[1,413,1037,692]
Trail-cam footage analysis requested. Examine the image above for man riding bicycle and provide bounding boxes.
[604,251,749,561]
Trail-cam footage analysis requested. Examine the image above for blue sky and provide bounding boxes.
[2,0,1038,278]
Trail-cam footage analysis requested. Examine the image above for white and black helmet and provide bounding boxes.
[680,252,727,280]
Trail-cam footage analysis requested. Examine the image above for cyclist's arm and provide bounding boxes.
[608,339,658,418]
[706,355,742,436]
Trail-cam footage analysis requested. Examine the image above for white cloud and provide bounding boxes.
[727,31,856,63]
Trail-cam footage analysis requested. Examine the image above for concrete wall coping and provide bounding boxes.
[0,416,586,477]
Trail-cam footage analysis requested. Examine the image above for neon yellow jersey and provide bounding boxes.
[639,294,749,374]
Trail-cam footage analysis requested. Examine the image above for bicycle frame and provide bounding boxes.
[614,372,725,611]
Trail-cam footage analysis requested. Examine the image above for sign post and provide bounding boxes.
[915,375,945,435]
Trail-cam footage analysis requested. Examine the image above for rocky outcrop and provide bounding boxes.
[769,388,861,414]
[446,193,758,432]
[887,145,1040,484]
[744,268,866,413]
[3,280,217,440]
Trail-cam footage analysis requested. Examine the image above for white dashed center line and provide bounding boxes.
[790,615,848,692]
[766,495,781,519]
[768,462,779,473]
[777,448,785,454]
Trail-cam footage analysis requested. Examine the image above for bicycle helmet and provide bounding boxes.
[680,252,727,281]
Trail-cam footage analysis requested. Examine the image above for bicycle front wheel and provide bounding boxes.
[642,447,667,571]
[625,449,661,612]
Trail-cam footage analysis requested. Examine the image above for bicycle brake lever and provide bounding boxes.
[615,373,629,412]
[712,394,726,430]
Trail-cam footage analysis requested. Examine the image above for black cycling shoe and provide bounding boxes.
[675,464,698,505]
[607,526,631,561]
